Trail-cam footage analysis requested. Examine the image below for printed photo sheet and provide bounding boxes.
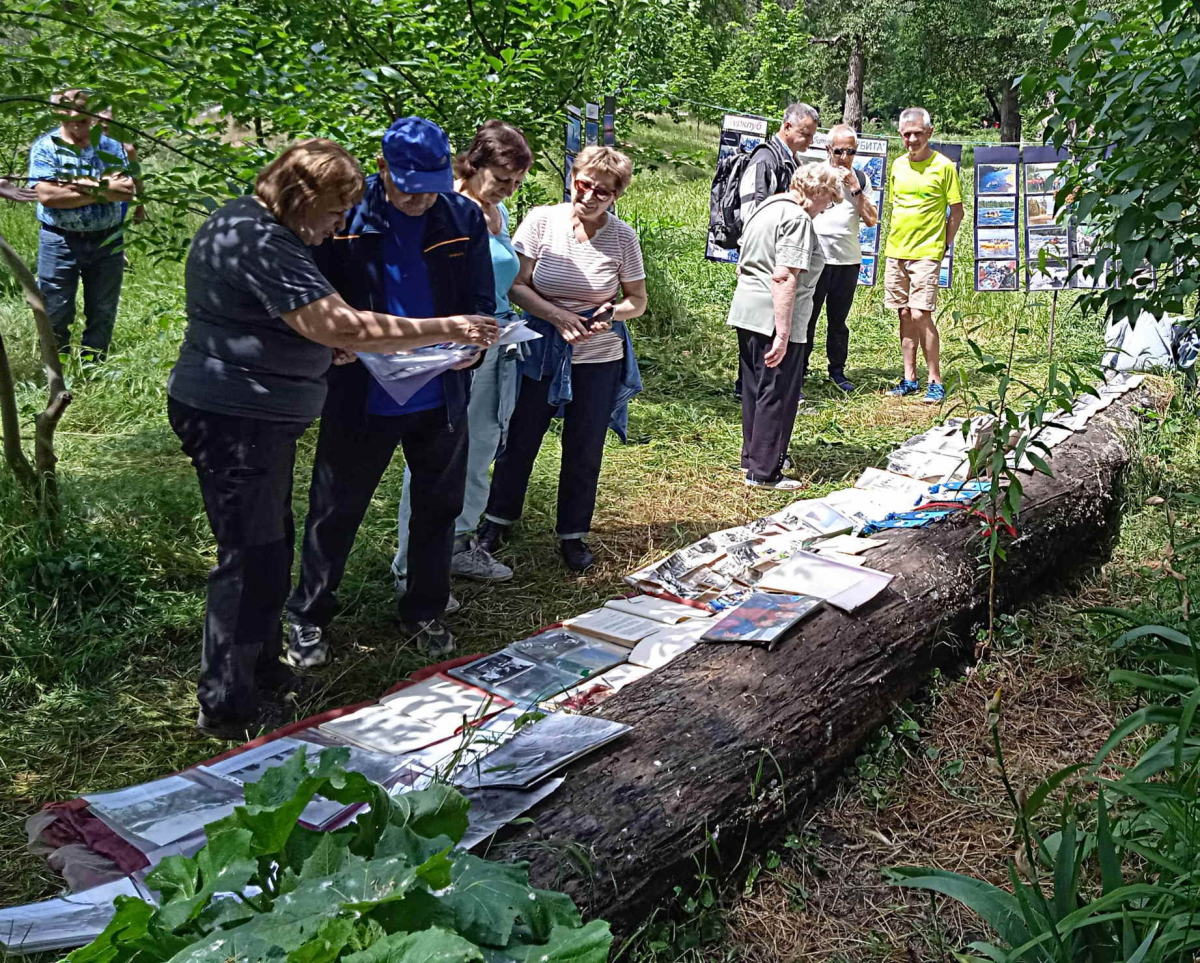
[602,594,714,624]
[628,617,713,669]
[459,778,566,850]
[0,877,146,953]
[380,675,512,724]
[85,774,243,849]
[317,705,444,756]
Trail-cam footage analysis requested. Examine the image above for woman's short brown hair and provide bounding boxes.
[572,146,634,195]
[454,120,533,180]
[255,139,365,231]
[790,163,841,204]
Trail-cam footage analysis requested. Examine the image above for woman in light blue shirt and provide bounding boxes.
[394,121,534,593]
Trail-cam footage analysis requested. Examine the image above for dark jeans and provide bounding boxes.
[37,226,125,357]
[486,360,622,539]
[287,406,466,627]
[800,262,858,388]
[738,327,805,481]
[168,397,308,723]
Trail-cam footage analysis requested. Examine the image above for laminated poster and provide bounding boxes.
[930,142,963,289]
[705,113,769,264]
[972,145,1021,292]
[1021,145,1071,291]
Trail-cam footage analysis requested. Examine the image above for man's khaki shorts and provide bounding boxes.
[884,257,940,313]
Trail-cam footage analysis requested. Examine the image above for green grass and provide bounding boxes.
[0,113,1128,912]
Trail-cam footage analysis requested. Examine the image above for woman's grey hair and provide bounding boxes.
[789,163,841,203]
[784,102,820,125]
[899,106,932,129]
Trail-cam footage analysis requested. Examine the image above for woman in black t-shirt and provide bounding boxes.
[167,139,496,741]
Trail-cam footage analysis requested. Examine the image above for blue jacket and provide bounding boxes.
[313,175,496,430]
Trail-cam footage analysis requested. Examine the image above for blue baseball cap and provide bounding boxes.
[381,116,453,194]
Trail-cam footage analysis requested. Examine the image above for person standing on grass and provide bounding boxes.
[475,146,647,574]
[284,117,497,667]
[802,124,878,395]
[391,121,533,595]
[28,88,136,361]
[882,107,964,404]
[168,138,496,740]
[728,164,841,491]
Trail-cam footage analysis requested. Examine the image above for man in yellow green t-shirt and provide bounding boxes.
[883,107,964,404]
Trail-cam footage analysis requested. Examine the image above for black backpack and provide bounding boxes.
[708,143,769,251]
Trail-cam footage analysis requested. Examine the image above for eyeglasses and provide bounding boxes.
[573,176,614,202]
[829,147,857,157]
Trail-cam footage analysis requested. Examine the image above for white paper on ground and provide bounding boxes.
[591,663,654,691]
[758,551,893,611]
[379,675,511,724]
[823,486,917,522]
[318,705,444,755]
[886,446,970,482]
[812,534,886,555]
[602,595,714,624]
[85,775,243,849]
[628,618,711,669]
[855,467,932,502]
[814,551,867,567]
[0,877,145,952]
[566,607,663,646]
[459,777,565,850]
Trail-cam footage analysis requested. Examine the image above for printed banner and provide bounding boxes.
[972,145,1021,292]
[584,102,600,147]
[563,105,582,202]
[705,113,770,264]
[1021,145,1070,291]
[602,95,616,147]
[930,142,963,289]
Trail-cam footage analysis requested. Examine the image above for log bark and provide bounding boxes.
[506,392,1149,935]
[999,80,1021,144]
[842,36,866,132]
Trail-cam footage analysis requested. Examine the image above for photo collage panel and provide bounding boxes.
[1021,147,1070,290]
[972,146,1020,292]
[849,135,888,287]
[706,114,770,264]
[931,143,963,289]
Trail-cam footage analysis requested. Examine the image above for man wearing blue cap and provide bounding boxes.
[286,117,496,662]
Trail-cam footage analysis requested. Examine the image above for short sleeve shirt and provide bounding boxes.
[27,130,129,232]
[814,166,868,265]
[167,195,336,422]
[512,202,645,364]
[726,195,824,343]
[884,150,963,261]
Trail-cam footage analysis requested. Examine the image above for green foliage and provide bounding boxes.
[64,746,611,963]
[1025,0,1200,327]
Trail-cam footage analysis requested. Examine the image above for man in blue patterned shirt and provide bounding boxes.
[28,89,136,360]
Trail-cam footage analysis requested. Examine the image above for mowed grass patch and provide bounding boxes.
[0,115,1104,908]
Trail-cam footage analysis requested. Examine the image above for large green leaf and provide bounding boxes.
[66,896,189,963]
[390,783,471,844]
[480,921,613,962]
[442,855,540,948]
[888,867,1032,948]
[151,827,258,931]
[342,927,484,963]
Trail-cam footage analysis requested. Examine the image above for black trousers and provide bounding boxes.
[737,327,805,481]
[485,361,621,538]
[800,263,859,387]
[168,397,309,723]
[286,406,466,627]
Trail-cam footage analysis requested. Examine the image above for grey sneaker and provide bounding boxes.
[196,702,293,741]
[393,574,460,614]
[400,618,456,660]
[451,544,513,582]
[286,620,330,668]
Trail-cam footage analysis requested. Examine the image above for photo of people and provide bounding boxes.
[1070,259,1104,289]
[1028,226,1069,258]
[1024,163,1065,195]
[1028,259,1069,290]
[740,135,763,152]
[858,223,878,251]
[977,163,1017,194]
[565,117,581,154]
[976,228,1018,259]
[1026,194,1060,226]
[1071,223,1100,257]
[852,154,885,189]
[858,255,877,286]
[977,197,1017,227]
[977,259,1020,291]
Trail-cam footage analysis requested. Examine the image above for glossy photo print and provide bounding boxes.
[977,197,1017,227]
[977,259,1020,291]
[977,163,1017,195]
[977,228,1019,259]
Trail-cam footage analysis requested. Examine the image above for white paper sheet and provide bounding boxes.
[628,618,711,669]
[811,534,886,555]
[591,663,654,692]
[758,551,893,611]
[318,705,444,756]
[85,775,242,849]
[380,675,510,724]
[602,595,714,624]
[566,608,663,646]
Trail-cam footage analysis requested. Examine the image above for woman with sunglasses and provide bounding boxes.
[476,146,647,573]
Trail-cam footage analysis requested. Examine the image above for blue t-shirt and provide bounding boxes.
[366,206,446,416]
[491,203,520,320]
[28,130,129,233]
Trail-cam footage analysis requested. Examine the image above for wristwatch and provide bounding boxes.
[851,188,864,197]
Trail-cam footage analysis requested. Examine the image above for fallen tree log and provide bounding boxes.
[507,390,1153,935]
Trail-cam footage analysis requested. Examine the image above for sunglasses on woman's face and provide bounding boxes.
[573,176,614,202]
[829,147,857,157]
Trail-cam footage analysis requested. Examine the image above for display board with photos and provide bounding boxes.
[929,142,963,289]
[972,144,1021,292]
[602,95,616,147]
[1022,145,1071,291]
[705,113,770,264]
[585,102,600,147]
[563,105,582,202]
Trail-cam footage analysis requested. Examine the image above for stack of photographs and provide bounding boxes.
[931,142,963,289]
[1021,146,1070,290]
[972,146,1021,291]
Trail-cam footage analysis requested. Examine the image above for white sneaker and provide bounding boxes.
[744,475,804,492]
[393,575,460,615]
[451,545,513,582]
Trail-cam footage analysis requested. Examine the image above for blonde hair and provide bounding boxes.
[790,163,841,204]
[255,139,365,232]
[572,146,634,195]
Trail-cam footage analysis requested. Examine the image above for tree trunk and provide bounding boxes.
[842,35,866,131]
[502,391,1152,937]
[999,80,1021,143]
[0,323,36,490]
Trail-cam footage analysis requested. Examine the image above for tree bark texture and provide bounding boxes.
[842,36,866,131]
[506,392,1149,935]
[1000,80,1021,143]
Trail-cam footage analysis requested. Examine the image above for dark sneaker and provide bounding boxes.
[475,519,508,555]
[285,620,330,668]
[393,574,460,614]
[196,702,293,741]
[560,538,595,573]
[830,373,855,392]
[451,544,513,582]
[923,382,946,405]
[744,475,804,491]
[887,378,921,397]
[399,618,456,660]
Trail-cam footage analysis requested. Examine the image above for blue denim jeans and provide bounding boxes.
[36,226,126,356]
[392,341,521,575]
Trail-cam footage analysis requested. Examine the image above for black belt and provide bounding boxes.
[39,222,123,239]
